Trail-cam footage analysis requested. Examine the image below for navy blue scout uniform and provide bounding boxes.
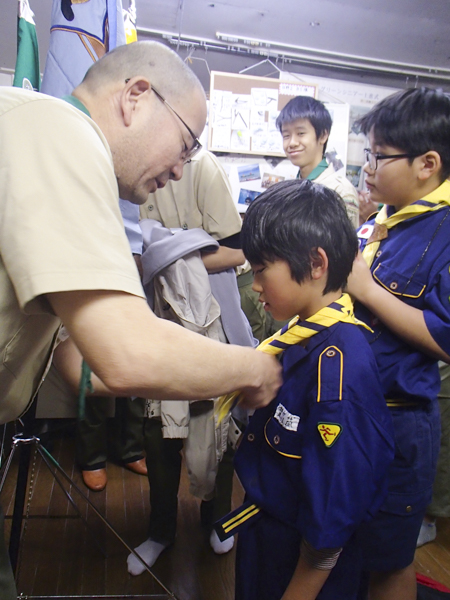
[355,202,450,570]
[233,321,394,600]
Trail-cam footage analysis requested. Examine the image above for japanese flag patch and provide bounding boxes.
[357,224,374,240]
[317,423,342,447]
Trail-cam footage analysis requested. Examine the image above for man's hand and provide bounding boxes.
[345,251,375,305]
[240,352,282,410]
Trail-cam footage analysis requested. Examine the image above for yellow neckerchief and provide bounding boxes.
[362,180,450,268]
[216,293,371,422]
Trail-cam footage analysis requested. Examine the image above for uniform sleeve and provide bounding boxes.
[424,258,450,356]
[194,152,242,240]
[298,348,394,549]
[0,97,144,313]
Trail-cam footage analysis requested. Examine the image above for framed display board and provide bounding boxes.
[208,71,317,156]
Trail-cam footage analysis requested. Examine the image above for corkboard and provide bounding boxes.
[208,71,317,156]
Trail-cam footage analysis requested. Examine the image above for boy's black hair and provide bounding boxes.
[357,87,450,181]
[242,179,358,295]
[276,96,332,153]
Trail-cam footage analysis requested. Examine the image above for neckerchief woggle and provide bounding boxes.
[362,180,450,268]
[215,293,371,422]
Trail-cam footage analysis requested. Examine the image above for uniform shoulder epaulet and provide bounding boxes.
[316,345,343,403]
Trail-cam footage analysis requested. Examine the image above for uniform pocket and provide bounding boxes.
[373,263,426,298]
[264,414,303,459]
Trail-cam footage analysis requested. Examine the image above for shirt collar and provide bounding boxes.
[62,95,91,117]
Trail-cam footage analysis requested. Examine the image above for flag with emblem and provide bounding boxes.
[317,423,342,447]
[13,0,41,91]
[41,0,136,98]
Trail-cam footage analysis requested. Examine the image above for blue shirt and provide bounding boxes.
[356,207,450,404]
[235,321,394,550]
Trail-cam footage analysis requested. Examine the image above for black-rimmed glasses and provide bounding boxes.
[364,148,419,171]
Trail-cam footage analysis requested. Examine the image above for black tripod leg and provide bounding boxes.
[8,402,37,575]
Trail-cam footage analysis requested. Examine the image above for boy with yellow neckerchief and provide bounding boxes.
[346,87,450,600]
[216,179,394,600]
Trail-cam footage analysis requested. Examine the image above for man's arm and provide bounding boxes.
[47,290,282,406]
[346,252,450,362]
[201,246,245,274]
[52,337,113,396]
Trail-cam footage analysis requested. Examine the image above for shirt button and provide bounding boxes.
[406,505,412,513]
[390,281,398,290]
[248,433,255,442]
[326,349,336,357]
[147,205,154,211]
[376,250,382,258]
[182,223,188,230]
[273,435,280,445]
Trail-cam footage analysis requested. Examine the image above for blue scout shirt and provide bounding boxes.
[356,206,450,404]
[234,321,394,550]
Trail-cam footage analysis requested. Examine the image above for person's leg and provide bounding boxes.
[201,443,236,554]
[360,404,440,598]
[368,564,416,600]
[76,397,109,491]
[0,508,17,600]
[418,368,450,546]
[109,397,147,474]
[127,418,182,575]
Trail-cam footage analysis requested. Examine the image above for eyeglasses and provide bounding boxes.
[151,85,202,163]
[125,79,202,163]
[364,148,419,171]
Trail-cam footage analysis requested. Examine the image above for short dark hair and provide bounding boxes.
[276,96,332,153]
[357,87,450,181]
[242,179,358,295]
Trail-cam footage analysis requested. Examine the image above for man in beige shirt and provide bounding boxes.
[0,41,281,600]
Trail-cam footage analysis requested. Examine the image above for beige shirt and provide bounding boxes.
[0,88,144,424]
[315,164,360,229]
[140,150,242,241]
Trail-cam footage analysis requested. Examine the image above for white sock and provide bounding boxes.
[209,529,234,555]
[127,538,168,576]
[416,520,437,548]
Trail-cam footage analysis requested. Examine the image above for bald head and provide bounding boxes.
[72,41,206,205]
[78,41,204,104]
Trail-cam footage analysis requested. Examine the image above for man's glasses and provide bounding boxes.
[152,85,202,163]
[364,148,419,171]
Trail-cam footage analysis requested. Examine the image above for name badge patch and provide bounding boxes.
[274,404,300,432]
[317,422,342,447]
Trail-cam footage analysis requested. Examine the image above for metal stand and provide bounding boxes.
[0,424,180,600]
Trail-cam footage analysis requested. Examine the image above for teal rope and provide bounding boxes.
[78,360,93,421]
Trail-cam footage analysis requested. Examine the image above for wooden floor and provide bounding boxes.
[1,420,450,599]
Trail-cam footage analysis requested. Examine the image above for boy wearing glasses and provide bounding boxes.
[346,87,450,600]
[277,96,359,227]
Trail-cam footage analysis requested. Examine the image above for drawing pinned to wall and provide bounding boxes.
[238,189,260,206]
[231,129,251,152]
[261,173,285,188]
[237,163,261,183]
[279,82,316,98]
[251,87,279,109]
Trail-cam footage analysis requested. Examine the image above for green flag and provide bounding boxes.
[13,0,40,91]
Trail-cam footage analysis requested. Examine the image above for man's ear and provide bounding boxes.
[318,130,329,147]
[120,77,151,127]
[310,247,328,280]
[416,151,442,181]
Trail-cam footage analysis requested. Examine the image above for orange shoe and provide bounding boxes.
[124,458,148,476]
[81,468,107,492]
